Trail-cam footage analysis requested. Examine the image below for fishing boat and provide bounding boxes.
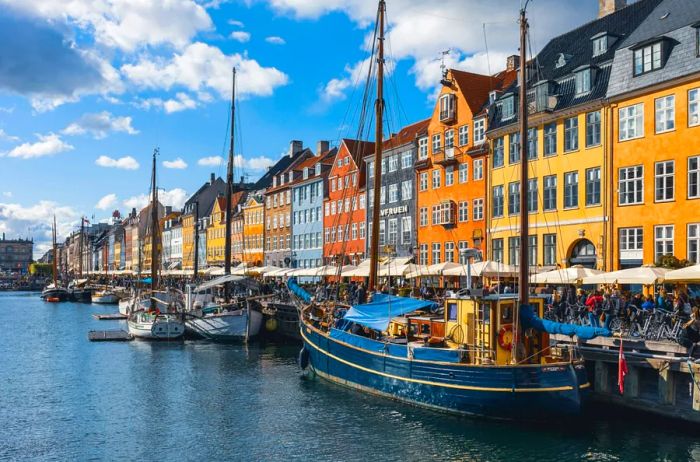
[41,216,70,302]
[92,289,119,304]
[127,149,185,340]
[291,1,610,420]
[182,68,262,342]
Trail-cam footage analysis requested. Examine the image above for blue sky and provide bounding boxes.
[0,0,600,256]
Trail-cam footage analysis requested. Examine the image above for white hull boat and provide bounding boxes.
[92,291,119,304]
[127,311,185,339]
[185,308,263,341]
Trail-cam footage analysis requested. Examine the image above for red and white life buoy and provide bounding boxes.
[498,324,513,351]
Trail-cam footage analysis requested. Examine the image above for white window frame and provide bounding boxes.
[473,159,483,180]
[388,183,399,203]
[473,118,485,144]
[419,172,428,191]
[388,155,399,172]
[432,133,442,154]
[689,88,700,127]
[619,103,644,141]
[432,169,441,189]
[619,165,644,205]
[401,180,412,201]
[445,166,454,186]
[445,129,455,148]
[654,225,674,262]
[688,223,700,263]
[689,155,700,199]
[654,160,674,203]
[401,216,411,244]
[419,207,428,227]
[458,125,469,146]
[458,201,469,222]
[418,137,428,160]
[473,198,484,221]
[401,151,412,169]
[655,95,675,134]
[458,163,468,183]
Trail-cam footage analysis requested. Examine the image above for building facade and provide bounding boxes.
[181,174,226,271]
[242,195,264,266]
[0,234,33,273]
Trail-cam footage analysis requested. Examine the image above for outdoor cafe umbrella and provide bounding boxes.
[530,265,604,285]
[663,264,700,282]
[582,265,668,285]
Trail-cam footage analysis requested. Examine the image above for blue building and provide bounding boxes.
[290,147,337,270]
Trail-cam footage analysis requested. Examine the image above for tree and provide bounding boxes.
[655,255,692,269]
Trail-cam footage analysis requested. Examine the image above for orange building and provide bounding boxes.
[416,67,515,265]
[242,194,264,266]
[323,139,374,266]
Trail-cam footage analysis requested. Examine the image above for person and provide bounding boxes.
[656,289,669,311]
[680,307,700,353]
[356,282,367,305]
[641,295,655,311]
[585,291,603,327]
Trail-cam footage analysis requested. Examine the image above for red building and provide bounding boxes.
[323,139,375,266]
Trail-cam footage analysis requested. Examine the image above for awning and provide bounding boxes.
[664,264,700,282]
[343,293,438,331]
[530,265,604,285]
[440,261,518,277]
[582,265,668,285]
[195,274,254,292]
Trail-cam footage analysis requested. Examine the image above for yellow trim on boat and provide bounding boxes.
[301,328,587,393]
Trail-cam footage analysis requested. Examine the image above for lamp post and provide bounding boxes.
[460,248,482,293]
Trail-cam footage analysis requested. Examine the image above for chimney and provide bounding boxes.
[598,0,626,18]
[210,173,216,184]
[240,176,244,184]
[288,140,303,158]
[506,55,519,71]
[131,208,137,218]
[316,140,330,156]
[165,206,172,215]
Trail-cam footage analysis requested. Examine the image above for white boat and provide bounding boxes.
[92,290,119,304]
[186,306,263,341]
[127,310,185,339]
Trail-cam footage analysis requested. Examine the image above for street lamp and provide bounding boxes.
[460,247,482,293]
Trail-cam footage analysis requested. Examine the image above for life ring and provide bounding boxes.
[498,324,513,351]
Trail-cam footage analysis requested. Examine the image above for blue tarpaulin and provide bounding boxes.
[287,277,312,303]
[343,294,437,331]
[519,304,611,340]
[141,277,152,284]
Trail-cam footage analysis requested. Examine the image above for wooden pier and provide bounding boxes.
[92,313,127,320]
[88,329,133,342]
[552,334,700,422]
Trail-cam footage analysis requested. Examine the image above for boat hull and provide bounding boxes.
[127,313,185,339]
[41,287,70,302]
[300,324,588,420]
[185,309,263,341]
[92,293,119,304]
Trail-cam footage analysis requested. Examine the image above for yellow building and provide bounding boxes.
[181,174,226,270]
[242,194,264,266]
[207,197,227,267]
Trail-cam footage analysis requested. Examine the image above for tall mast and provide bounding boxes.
[368,0,385,292]
[52,215,58,287]
[79,217,84,278]
[224,67,236,303]
[193,201,199,279]
[150,148,159,310]
[515,5,530,364]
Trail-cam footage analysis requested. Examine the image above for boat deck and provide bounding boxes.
[92,313,128,320]
[88,330,133,342]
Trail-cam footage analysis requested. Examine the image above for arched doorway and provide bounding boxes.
[569,239,597,268]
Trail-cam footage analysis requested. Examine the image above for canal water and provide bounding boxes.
[1,291,698,461]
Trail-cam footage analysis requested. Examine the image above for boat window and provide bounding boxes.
[447,303,458,321]
[421,324,430,335]
[479,303,490,325]
[501,303,513,323]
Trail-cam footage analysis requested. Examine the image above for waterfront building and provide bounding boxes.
[207,192,245,267]
[290,148,338,270]
[605,0,700,268]
[242,194,264,266]
[122,209,138,271]
[181,174,226,271]
[140,202,165,272]
[161,210,182,270]
[324,139,374,266]
[0,233,33,274]
[231,201,246,265]
[417,67,515,266]
[364,121,428,261]
[264,141,315,268]
[486,0,658,270]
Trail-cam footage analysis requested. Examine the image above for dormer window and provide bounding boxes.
[489,91,499,104]
[439,93,455,122]
[574,67,594,95]
[272,176,277,187]
[498,95,515,119]
[555,53,572,69]
[288,171,293,182]
[303,167,309,179]
[633,41,663,76]
[315,163,321,176]
[593,36,607,57]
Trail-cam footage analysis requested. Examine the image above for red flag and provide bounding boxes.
[618,340,628,394]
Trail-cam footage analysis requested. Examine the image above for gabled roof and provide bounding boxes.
[183,177,227,217]
[450,69,516,115]
[253,147,313,190]
[287,148,339,188]
[265,148,315,194]
[383,119,429,150]
[619,0,700,48]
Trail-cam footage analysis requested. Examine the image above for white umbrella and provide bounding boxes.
[582,265,668,285]
[205,266,225,276]
[656,264,700,282]
[442,261,518,277]
[530,265,604,285]
[377,263,421,277]
[405,264,441,278]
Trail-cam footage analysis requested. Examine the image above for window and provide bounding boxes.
[508,236,520,266]
[439,93,455,121]
[689,224,700,263]
[655,95,675,133]
[619,103,644,141]
[492,238,504,263]
[689,89,700,127]
[359,194,366,209]
[388,155,399,172]
[445,242,455,262]
[380,186,386,205]
[420,207,428,227]
[492,185,504,217]
[593,35,607,57]
[509,133,520,164]
[528,235,537,266]
[402,217,411,244]
[575,69,591,95]
[387,219,398,245]
[432,205,439,225]
[458,125,469,146]
[445,129,455,148]
[337,226,343,242]
[527,178,538,213]
[401,180,411,201]
[527,128,537,160]
[344,157,350,166]
[633,42,662,76]
[619,227,643,259]
[458,241,469,263]
[401,151,412,169]
[585,167,601,206]
[564,116,578,152]
[458,163,468,183]
[619,165,644,205]
[458,201,469,222]
[445,166,454,186]
[378,220,385,246]
[433,202,454,225]
[493,137,504,168]
[473,198,484,221]
[655,160,674,202]
[508,181,520,215]
[432,169,441,189]
[654,225,674,262]
[420,172,428,191]
[586,111,601,147]
[368,161,374,178]
[432,133,442,153]
[473,159,483,180]
[418,137,428,160]
[360,222,366,239]
[432,242,442,264]
[419,244,428,265]
[388,183,399,203]
[543,234,556,266]
[500,95,515,119]
[473,118,485,144]
[564,171,579,208]
[544,123,557,156]
[689,156,700,199]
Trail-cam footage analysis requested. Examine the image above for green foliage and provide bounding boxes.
[654,255,692,269]
[29,263,52,276]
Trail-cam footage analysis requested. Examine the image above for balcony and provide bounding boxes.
[433,146,460,166]
[439,108,456,124]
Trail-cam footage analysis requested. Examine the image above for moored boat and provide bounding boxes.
[128,310,185,339]
[92,290,119,304]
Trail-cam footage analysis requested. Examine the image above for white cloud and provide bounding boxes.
[265,36,286,45]
[163,157,188,169]
[123,188,188,210]
[316,57,394,106]
[122,42,288,100]
[164,92,197,113]
[230,31,251,42]
[0,128,19,142]
[2,191,12,198]
[95,193,118,210]
[235,154,275,171]
[227,19,244,27]
[95,155,140,170]
[0,106,14,113]
[4,133,74,159]
[62,111,139,139]
[197,155,224,166]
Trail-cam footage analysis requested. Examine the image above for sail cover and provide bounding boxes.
[287,277,312,303]
[519,304,611,340]
[343,294,437,331]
